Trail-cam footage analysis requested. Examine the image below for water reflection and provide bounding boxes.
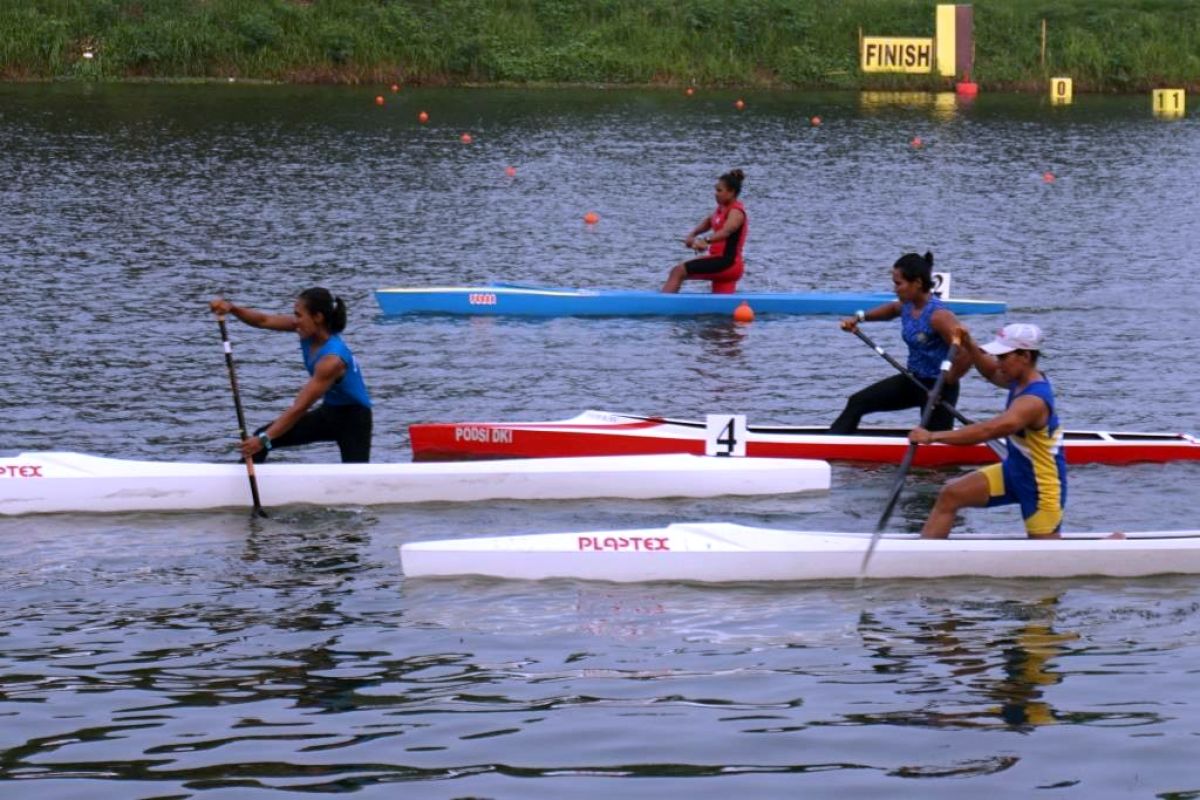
[240,508,370,580]
[673,318,749,359]
[859,91,961,121]
[857,594,1074,731]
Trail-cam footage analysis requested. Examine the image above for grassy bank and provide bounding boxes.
[2,0,1198,91]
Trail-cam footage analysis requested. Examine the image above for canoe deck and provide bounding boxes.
[410,409,1200,466]
[0,452,830,516]
[374,283,1007,317]
[401,522,1200,583]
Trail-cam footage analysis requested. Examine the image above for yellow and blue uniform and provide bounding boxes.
[980,379,1067,536]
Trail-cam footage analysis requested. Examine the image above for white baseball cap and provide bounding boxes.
[982,323,1044,355]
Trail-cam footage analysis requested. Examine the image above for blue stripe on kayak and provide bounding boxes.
[374,285,1007,317]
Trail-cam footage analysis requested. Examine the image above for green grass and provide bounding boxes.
[2,0,1198,90]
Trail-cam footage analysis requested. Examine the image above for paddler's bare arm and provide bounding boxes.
[240,354,345,458]
[957,327,1008,387]
[683,215,713,248]
[210,298,298,332]
[706,209,744,244]
[910,394,1047,446]
[840,300,902,332]
[690,209,745,252]
[931,310,971,380]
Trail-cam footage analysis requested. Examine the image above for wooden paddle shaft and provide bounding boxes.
[217,317,268,517]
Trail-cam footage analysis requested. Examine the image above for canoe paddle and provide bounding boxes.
[216,316,268,518]
[859,336,960,581]
[849,326,1006,460]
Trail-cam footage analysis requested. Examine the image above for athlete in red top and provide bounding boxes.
[662,168,748,294]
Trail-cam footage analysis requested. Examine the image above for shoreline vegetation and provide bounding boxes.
[2,0,1198,92]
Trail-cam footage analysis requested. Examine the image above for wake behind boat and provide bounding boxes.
[374,282,1007,318]
[401,523,1200,583]
[410,410,1200,466]
[0,452,831,516]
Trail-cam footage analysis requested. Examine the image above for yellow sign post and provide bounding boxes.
[1050,77,1073,104]
[935,5,957,77]
[1152,89,1186,117]
[861,37,935,73]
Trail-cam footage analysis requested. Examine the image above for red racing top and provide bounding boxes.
[707,199,748,264]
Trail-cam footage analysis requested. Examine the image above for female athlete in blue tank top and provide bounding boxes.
[209,287,373,463]
[831,252,968,434]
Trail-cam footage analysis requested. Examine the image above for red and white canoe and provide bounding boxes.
[409,410,1200,466]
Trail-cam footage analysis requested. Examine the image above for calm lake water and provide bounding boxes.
[1,83,1199,797]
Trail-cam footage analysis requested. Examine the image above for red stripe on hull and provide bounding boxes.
[410,422,1200,465]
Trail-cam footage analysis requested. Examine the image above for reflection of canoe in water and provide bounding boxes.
[401,523,1200,583]
[409,409,1200,466]
[374,282,1008,317]
[0,452,831,516]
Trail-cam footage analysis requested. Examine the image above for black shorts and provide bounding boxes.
[255,404,373,463]
[684,253,737,276]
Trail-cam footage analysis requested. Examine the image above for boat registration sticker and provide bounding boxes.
[705,414,747,457]
[468,293,497,305]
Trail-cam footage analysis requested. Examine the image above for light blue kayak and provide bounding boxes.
[375,282,1007,318]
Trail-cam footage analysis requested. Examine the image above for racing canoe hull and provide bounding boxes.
[0,452,831,516]
[402,523,1200,583]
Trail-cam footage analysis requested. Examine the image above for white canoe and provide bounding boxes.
[0,452,830,515]
[401,522,1200,582]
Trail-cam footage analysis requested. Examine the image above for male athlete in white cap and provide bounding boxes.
[909,323,1067,538]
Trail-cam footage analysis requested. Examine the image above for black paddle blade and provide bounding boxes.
[861,342,960,580]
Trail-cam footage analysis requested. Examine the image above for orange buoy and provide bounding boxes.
[374,95,385,106]
[460,132,473,144]
[810,115,822,126]
[1042,171,1056,183]
[685,87,695,97]
[417,111,429,124]
[735,98,746,110]
[391,83,400,92]
[583,211,600,225]
[733,301,754,324]
[505,166,517,177]
[910,136,923,149]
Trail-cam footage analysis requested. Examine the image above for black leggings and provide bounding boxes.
[685,253,736,275]
[830,373,959,435]
[254,404,373,463]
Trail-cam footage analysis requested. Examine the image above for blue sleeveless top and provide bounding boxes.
[301,334,372,408]
[901,297,949,379]
[1003,378,1067,513]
